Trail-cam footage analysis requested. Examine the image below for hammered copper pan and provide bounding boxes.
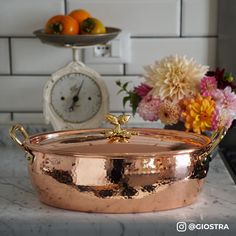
[9,114,226,213]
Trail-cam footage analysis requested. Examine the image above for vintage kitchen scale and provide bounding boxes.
[34,28,121,130]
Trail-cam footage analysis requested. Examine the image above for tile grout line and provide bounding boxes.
[1,111,129,114]
[8,37,13,75]
[0,73,51,77]
[131,36,217,39]
[0,73,140,77]
[0,74,133,77]
[10,112,13,121]
[180,0,183,37]
[1,36,217,39]
[64,0,68,14]
[0,36,36,39]
[123,64,126,76]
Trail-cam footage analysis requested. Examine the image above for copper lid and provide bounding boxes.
[25,128,211,158]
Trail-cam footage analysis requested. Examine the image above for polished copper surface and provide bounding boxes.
[9,125,226,213]
[25,128,211,157]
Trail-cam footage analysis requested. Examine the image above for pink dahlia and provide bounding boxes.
[212,107,234,130]
[211,108,220,130]
[211,86,236,130]
[134,83,152,98]
[137,95,160,121]
[215,86,236,115]
[200,76,217,97]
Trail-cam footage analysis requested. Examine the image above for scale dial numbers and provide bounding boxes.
[50,73,102,123]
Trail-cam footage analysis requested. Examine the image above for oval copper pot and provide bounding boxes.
[9,122,226,213]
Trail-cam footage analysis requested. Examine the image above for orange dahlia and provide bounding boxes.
[181,94,216,134]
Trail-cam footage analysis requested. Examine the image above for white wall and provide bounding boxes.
[0,0,218,124]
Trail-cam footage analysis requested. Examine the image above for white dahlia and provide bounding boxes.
[144,55,208,102]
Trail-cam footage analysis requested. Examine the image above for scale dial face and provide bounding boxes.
[50,73,102,123]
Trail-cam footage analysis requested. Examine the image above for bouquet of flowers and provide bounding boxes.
[117,55,236,134]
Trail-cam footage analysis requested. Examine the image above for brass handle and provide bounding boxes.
[207,127,227,156]
[9,124,29,150]
[9,124,34,163]
[196,127,227,164]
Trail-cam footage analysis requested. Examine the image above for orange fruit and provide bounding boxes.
[69,9,91,24]
[45,15,79,35]
[80,18,106,34]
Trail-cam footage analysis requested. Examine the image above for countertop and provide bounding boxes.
[0,126,236,236]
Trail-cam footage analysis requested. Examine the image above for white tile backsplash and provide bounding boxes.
[0,113,11,124]
[182,0,218,36]
[11,38,73,74]
[13,113,45,124]
[0,0,65,36]
[0,76,140,113]
[0,76,48,111]
[126,38,217,74]
[0,0,219,124]
[67,0,181,37]
[0,39,10,74]
[86,64,124,75]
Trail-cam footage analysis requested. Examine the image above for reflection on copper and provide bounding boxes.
[175,151,191,168]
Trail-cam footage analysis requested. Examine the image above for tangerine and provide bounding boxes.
[69,9,91,24]
[45,15,79,35]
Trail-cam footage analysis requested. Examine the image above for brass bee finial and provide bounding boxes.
[103,114,137,141]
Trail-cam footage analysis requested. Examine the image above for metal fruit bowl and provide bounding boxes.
[33,27,121,47]
[9,114,226,213]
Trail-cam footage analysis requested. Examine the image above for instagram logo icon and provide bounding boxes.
[176,222,187,232]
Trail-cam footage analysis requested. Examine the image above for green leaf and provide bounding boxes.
[123,96,131,108]
[224,73,234,83]
[116,80,121,86]
[122,82,129,91]
[129,92,141,115]
[132,107,137,116]
[117,89,124,95]
[116,80,139,114]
